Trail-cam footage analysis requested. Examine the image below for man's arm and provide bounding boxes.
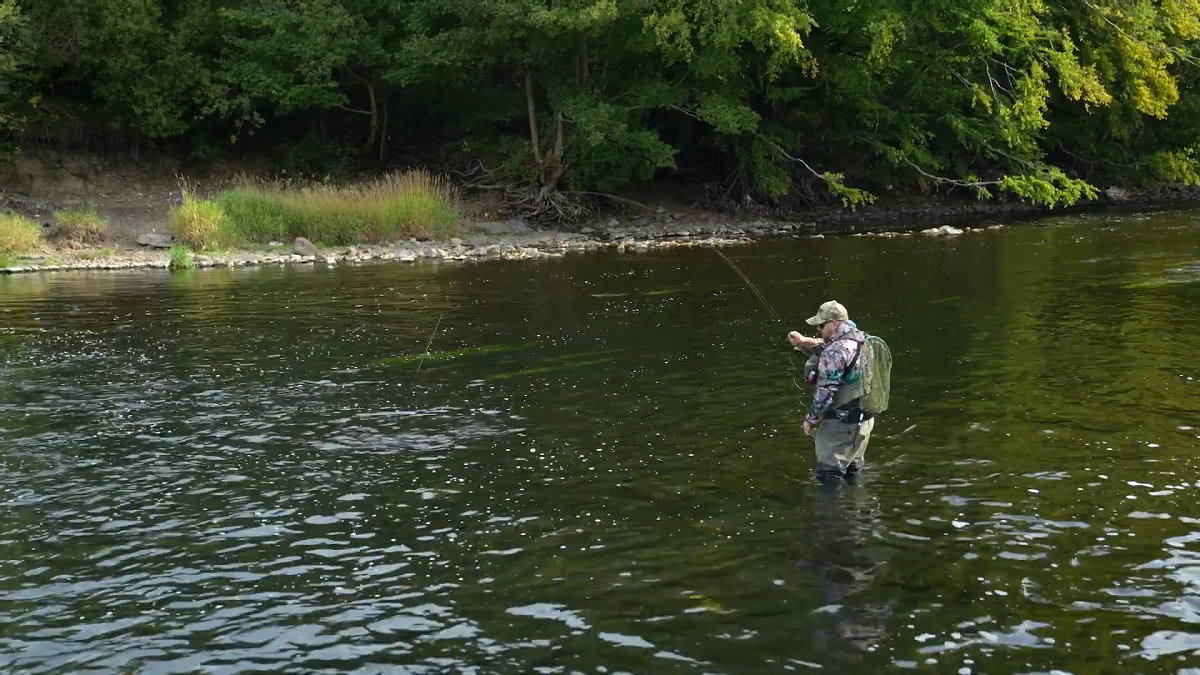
[788,331,824,353]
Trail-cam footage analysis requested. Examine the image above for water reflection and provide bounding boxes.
[798,477,891,665]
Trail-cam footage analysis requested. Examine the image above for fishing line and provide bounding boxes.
[416,313,444,373]
[712,248,803,390]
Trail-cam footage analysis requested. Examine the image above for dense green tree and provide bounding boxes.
[0,0,26,143]
[4,0,1200,215]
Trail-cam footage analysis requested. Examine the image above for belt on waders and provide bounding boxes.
[823,398,873,424]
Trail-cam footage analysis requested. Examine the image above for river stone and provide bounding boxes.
[294,237,320,256]
[137,233,174,248]
[1105,186,1131,201]
[920,225,964,236]
[450,237,463,247]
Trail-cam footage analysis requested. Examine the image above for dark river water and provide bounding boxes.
[1,209,1199,674]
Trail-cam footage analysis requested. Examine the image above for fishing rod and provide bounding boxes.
[713,248,789,331]
[712,248,804,389]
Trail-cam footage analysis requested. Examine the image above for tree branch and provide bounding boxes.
[905,159,1001,188]
[669,105,828,181]
[566,191,655,213]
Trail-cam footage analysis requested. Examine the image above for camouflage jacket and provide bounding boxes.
[802,320,866,425]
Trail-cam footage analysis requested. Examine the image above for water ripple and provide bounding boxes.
[2,216,1200,672]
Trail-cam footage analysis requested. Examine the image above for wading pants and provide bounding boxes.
[815,417,875,476]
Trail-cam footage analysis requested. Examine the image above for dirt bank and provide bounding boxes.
[4,148,1200,273]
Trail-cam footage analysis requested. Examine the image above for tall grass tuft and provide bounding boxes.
[168,190,226,249]
[0,212,44,259]
[216,170,460,245]
[54,205,109,244]
[168,244,195,270]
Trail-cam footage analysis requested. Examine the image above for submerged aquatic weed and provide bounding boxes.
[376,341,540,367]
[488,358,615,380]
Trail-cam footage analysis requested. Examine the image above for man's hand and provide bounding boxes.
[803,420,818,436]
[789,331,820,350]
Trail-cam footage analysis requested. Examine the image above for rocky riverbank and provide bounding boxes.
[7,162,1200,275]
[9,143,1200,276]
[0,216,1000,275]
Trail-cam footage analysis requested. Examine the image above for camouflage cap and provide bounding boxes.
[805,300,849,326]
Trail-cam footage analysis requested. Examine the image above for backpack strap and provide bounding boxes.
[837,334,866,376]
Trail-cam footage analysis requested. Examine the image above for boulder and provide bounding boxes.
[1105,186,1131,202]
[294,237,320,256]
[920,225,963,236]
[472,218,530,235]
[137,233,174,248]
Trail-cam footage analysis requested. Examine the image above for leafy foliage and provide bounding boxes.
[6,0,1200,212]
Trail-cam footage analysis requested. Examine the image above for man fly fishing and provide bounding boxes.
[789,301,889,479]
[710,250,892,478]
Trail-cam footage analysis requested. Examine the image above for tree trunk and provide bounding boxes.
[378,97,389,164]
[525,67,543,166]
[543,111,567,190]
[362,80,378,152]
[579,41,589,84]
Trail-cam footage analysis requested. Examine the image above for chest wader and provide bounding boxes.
[810,338,875,476]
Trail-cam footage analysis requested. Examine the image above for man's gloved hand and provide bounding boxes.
[789,331,821,350]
